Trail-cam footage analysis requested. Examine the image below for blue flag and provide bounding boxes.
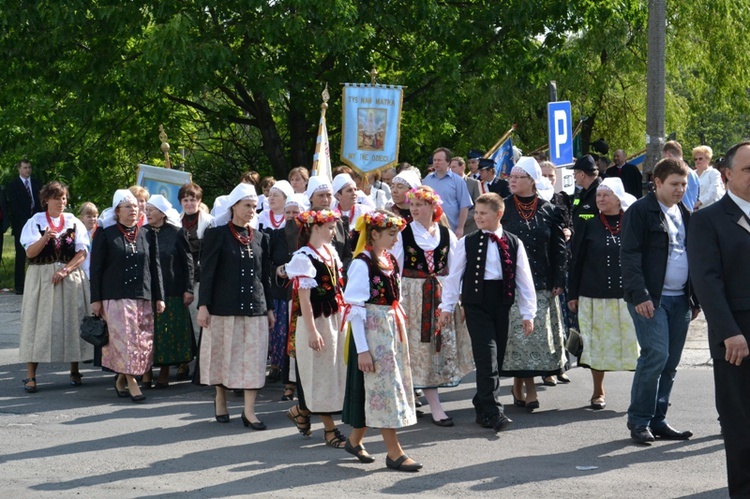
[490,137,515,178]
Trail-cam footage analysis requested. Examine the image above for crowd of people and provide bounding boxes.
[6,140,748,493]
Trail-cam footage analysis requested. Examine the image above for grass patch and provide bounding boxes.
[1,234,17,290]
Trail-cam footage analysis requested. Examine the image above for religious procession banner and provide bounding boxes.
[340,83,404,173]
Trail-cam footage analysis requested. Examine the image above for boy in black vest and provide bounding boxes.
[439,193,537,432]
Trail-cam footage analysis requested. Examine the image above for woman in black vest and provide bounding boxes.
[91,189,165,403]
[391,186,473,426]
[500,157,567,412]
[198,184,274,429]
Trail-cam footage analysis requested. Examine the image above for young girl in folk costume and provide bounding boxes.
[391,186,474,426]
[342,210,422,472]
[332,173,372,251]
[284,209,348,448]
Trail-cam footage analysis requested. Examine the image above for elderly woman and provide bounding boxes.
[91,190,165,403]
[198,184,274,429]
[145,195,194,388]
[19,182,91,392]
[692,145,725,210]
[500,157,567,412]
[568,177,639,410]
[386,169,421,223]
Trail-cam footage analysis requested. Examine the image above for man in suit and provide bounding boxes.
[466,149,483,180]
[687,141,750,498]
[477,158,510,198]
[450,156,481,235]
[605,149,643,198]
[6,159,42,294]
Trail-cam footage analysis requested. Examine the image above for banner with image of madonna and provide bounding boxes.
[340,83,404,174]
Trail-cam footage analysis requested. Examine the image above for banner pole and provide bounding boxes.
[484,125,516,158]
[312,84,330,175]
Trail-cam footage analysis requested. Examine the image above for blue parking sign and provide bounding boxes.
[547,101,573,166]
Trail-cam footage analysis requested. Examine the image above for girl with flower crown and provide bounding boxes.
[341,210,422,472]
[391,186,474,426]
[284,209,348,448]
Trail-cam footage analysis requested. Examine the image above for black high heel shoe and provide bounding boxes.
[114,378,129,398]
[241,411,266,431]
[526,399,540,412]
[512,388,526,408]
[214,401,230,423]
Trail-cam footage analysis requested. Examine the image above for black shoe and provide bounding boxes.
[512,389,526,408]
[631,426,655,445]
[15,289,23,295]
[557,373,571,383]
[241,411,266,430]
[431,416,454,427]
[490,414,513,432]
[344,439,375,463]
[386,454,422,472]
[652,424,692,440]
[214,401,230,423]
[525,400,540,413]
[542,376,557,387]
[590,396,606,410]
[114,379,129,398]
[130,393,146,403]
[23,378,37,393]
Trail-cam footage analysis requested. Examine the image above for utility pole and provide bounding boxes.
[644,0,666,179]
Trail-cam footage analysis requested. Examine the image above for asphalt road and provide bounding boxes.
[0,293,728,498]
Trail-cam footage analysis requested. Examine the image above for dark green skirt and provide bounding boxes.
[153,296,196,366]
[342,329,366,429]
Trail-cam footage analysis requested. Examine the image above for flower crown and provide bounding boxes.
[363,212,407,230]
[295,209,340,227]
[405,187,443,205]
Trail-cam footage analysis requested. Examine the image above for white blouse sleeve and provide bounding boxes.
[390,232,404,275]
[515,240,538,320]
[285,252,317,289]
[343,258,371,352]
[20,214,44,249]
[70,215,90,253]
[439,236,467,313]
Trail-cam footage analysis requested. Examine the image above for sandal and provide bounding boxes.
[23,378,37,393]
[281,386,295,401]
[70,372,83,386]
[286,406,312,437]
[324,428,347,449]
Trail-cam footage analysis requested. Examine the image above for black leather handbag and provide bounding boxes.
[80,315,109,346]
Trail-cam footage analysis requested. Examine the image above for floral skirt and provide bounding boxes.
[294,313,346,413]
[153,296,195,366]
[578,297,639,371]
[269,298,289,368]
[200,315,268,389]
[343,303,417,429]
[501,290,566,377]
[101,299,154,376]
[19,264,92,363]
[401,276,474,388]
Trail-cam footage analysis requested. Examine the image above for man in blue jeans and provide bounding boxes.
[621,157,701,445]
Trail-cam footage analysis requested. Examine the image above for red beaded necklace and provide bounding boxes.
[229,223,254,246]
[513,195,538,221]
[182,214,199,231]
[269,210,284,228]
[377,250,394,272]
[308,243,333,266]
[599,211,623,236]
[46,212,65,232]
[117,223,139,248]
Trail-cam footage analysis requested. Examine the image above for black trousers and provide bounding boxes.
[714,358,750,498]
[13,235,26,292]
[464,280,511,421]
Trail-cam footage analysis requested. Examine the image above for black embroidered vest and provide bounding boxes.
[357,252,401,304]
[401,224,450,276]
[460,230,519,306]
[307,254,342,318]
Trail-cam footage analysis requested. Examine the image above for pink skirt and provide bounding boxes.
[101,299,154,376]
[200,315,269,390]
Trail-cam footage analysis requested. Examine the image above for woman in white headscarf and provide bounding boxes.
[198,184,274,429]
[500,157,567,412]
[91,189,165,403]
[144,195,194,388]
[568,177,638,410]
[385,169,422,223]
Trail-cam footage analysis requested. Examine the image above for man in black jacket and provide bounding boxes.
[568,155,601,237]
[621,158,700,445]
[477,158,510,198]
[687,141,750,497]
[5,159,43,294]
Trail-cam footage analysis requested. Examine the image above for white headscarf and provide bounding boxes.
[146,194,181,227]
[284,193,310,211]
[214,184,259,226]
[305,175,333,200]
[270,180,294,200]
[512,156,555,201]
[597,177,637,211]
[391,170,422,190]
[332,173,356,194]
[99,189,138,228]
[210,195,230,217]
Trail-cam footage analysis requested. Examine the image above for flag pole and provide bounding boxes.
[484,124,516,158]
[311,83,330,176]
[159,124,172,169]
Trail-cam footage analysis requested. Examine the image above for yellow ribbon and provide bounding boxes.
[353,215,369,257]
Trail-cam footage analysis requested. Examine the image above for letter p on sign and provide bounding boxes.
[547,101,573,166]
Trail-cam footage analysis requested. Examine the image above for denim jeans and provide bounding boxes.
[627,294,691,429]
